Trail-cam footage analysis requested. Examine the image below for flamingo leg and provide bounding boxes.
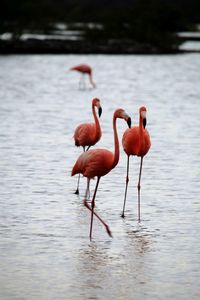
[87,183,91,200]
[83,74,86,90]
[75,174,80,194]
[84,178,90,201]
[84,199,112,239]
[89,177,100,240]
[78,75,82,90]
[74,147,86,194]
[121,155,130,218]
[88,177,112,240]
[137,156,143,222]
[79,74,85,90]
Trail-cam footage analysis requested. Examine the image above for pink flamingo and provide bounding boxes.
[71,108,131,240]
[70,64,96,89]
[73,98,102,195]
[121,106,151,221]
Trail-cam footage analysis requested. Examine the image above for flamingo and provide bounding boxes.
[70,64,96,89]
[121,106,151,221]
[73,98,102,195]
[71,108,131,240]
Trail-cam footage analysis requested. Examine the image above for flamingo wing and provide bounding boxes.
[71,149,114,178]
[122,127,140,156]
[122,127,151,157]
[74,123,96,147]
[71,64,91,74]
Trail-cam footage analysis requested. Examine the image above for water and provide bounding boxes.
[0,54,200,300]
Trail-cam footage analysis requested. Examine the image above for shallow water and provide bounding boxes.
[0,54,200,299]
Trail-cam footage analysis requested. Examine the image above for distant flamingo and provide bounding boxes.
[70,64,96,89]
[121,106,151,221]
[71,109,131,240]
[73,98,102,195]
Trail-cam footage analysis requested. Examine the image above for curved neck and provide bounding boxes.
[92,105,101,139]
[112,115,120,169]
[89,74,96,88]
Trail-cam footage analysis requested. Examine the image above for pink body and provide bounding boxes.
[122,126,151,157]
[72,148,114,178]
[70,64,92,74]
[74,98,102,149]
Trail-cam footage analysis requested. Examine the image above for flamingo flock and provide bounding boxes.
[70,65,151,240]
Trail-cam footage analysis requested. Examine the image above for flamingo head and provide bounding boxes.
[140,106,147,129]
[92,98,102,117]
[114,108,131,128]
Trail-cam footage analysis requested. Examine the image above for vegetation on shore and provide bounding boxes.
[1,0,200,53]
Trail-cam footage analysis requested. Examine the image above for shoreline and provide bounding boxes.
[0,39,181,55]
[0,38,199,55]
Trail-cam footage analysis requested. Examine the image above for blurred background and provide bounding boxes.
[1,0,200,54]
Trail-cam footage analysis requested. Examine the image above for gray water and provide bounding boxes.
[0,54,200,300]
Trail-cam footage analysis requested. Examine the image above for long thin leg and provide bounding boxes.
[75,174,80,195]
[74,147,85,194]
[137,156,143,222]
[121,155,130,218]
[83,74,86,90]
[89,177,100,240]
[79,74,85,90]
[84,178,90,201]
[84,200,112,238]
[79,75,82,90]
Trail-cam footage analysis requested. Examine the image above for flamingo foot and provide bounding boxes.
[105,225,113,238]
[74,188,79,195]
[121,212,125,218]
[84,199,111,238]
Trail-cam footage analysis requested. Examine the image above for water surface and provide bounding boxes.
[0,54,200,299]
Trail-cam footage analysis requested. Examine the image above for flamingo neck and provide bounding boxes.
[139,115,145,153]
[92,104,101,140]
[112,115,120,169]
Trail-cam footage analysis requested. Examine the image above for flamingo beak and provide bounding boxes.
[98,107,102,117]
[143,118,146,128]
[127,117,131,128]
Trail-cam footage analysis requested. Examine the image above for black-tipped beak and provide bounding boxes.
[127,117,131,128]
[143,118,146,129]
[98,107,102,117]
